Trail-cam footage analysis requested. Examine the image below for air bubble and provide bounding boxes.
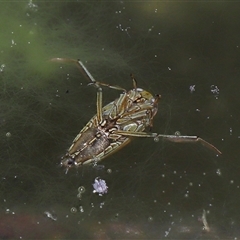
[6,132,11,138]
[78,186,85,193]
[175,131,181,136]
[70,207,77,213]
[154,136,159,142]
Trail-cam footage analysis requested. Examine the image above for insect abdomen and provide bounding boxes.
[62,127,110,166]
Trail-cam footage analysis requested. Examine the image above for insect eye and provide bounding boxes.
[67,158,75,166]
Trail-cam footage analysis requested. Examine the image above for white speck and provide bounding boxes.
[168,67,171,71]
[79,206,84,212]
[100,202,105,208]
[216,169,222,176]
[210,85,220,99]
[44,211,57,221]
[0,64,6,72]
[148,27,153,32]
[148,216,153,222]
[27,0,38,12]
[164,228,171,237]
[189,85,195,93]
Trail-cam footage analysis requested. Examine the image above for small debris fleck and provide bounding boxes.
[93,178,108,196]
[210,85,220,99]
[44,211,57,221]
[189,85,195,93]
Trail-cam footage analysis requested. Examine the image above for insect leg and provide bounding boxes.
[155,134,222,155]
[50,58,127,91]
[113,130,221,155]
[96,87,103,123]
[50,58,95,83]
[91,81,127,92]
[72,60,103,123]
[113,130,158,138]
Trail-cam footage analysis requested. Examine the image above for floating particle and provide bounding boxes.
[202,209,210,232]
[93,178,108,196]
[148,216,153,222]
[79,206,84,213]
[0,64,5,72]
[216,169,222,176]
[27,0,38,12]
[189,85,195,93]
[210,85,220,99]
[77,193,82,199]
[44,211,57,221]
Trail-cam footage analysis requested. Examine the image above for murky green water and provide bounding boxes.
[0,1,239,239]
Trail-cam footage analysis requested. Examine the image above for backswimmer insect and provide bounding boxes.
[51,58,221,172]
